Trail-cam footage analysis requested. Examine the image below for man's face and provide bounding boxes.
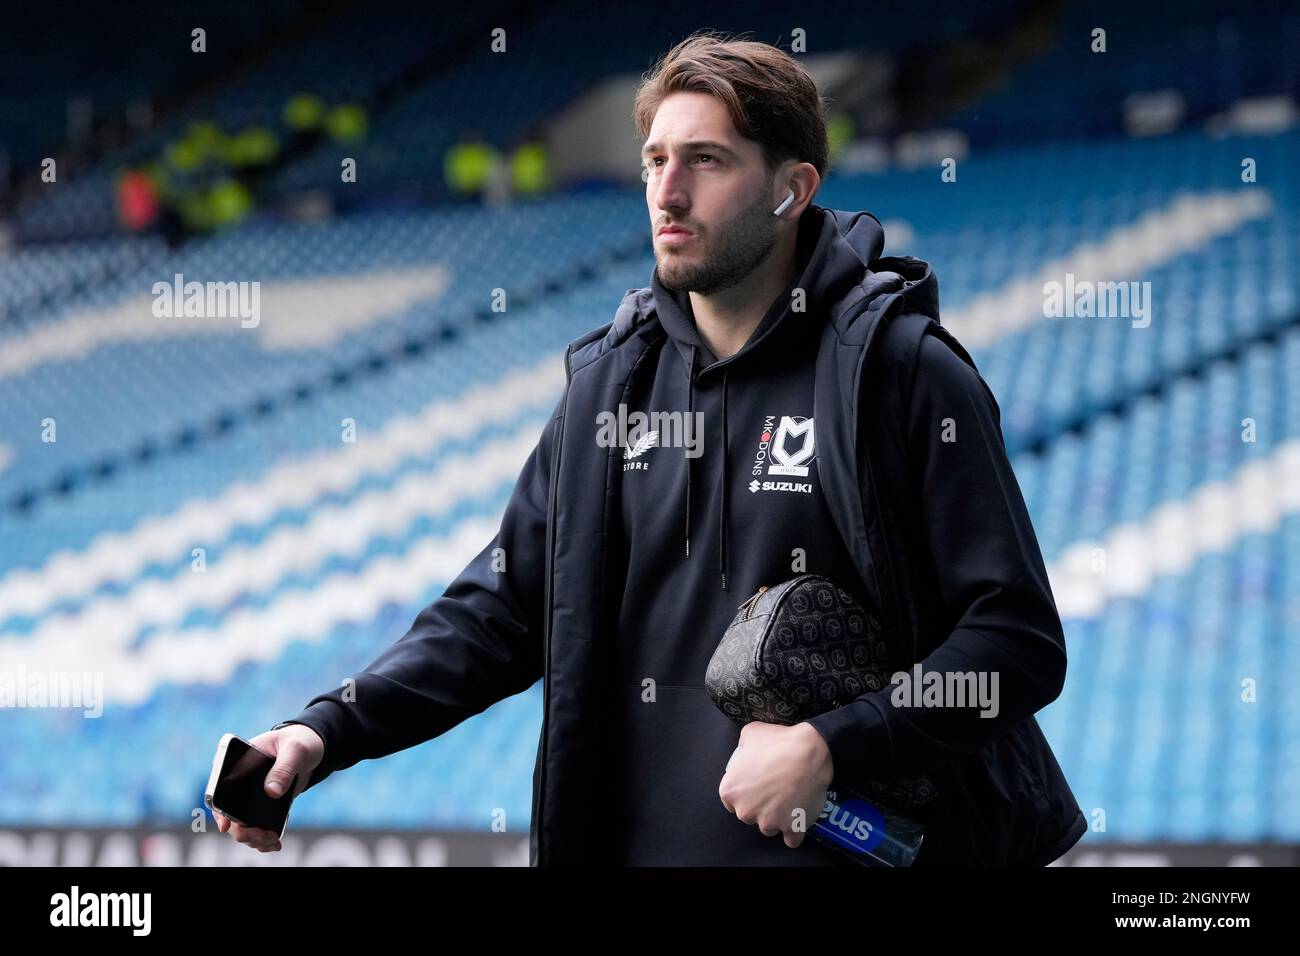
[643,91,781,296]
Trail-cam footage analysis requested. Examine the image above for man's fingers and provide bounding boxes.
[217,797,285,852]
[229,821,276,846]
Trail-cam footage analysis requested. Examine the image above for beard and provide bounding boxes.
[654,183,780,297]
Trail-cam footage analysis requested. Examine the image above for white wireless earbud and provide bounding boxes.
[772,189,796,217]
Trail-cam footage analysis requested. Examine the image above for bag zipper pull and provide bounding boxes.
[737,585,768,620]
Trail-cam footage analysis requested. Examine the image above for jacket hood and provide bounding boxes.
[603,203,939,358]
[650,202,887,373]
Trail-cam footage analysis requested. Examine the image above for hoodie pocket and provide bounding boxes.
[607,683,851,866]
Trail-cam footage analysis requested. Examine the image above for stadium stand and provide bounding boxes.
[0,0,1296,855]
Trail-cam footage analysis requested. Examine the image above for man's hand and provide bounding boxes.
[212,725,324,852]
[718,721,835,849]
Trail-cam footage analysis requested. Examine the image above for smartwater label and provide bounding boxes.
[813,790,924,867]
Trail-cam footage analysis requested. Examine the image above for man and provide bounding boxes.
[214,32,1085,866]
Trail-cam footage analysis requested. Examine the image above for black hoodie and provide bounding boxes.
[601,210,886,865]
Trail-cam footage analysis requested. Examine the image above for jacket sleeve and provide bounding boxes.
[805,328,1067,786]
[274,398,563,792]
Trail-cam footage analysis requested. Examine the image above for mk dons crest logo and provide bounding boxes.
[769,416,815,476]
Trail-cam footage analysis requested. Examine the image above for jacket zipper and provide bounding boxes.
[535,345,571,865]
[850,310,916,665]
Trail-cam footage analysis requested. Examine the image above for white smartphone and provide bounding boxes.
[205,733,297,840]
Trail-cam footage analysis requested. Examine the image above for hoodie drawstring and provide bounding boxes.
[684,346,695,559]
[682,344,730,591]
[720,367,730,592]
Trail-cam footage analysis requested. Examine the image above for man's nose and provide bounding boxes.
[653,158,690,214]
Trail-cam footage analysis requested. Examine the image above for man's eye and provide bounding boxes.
[643,155,716,173]
[642,155,717,179]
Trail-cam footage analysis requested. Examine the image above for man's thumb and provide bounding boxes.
[264,747,300,798]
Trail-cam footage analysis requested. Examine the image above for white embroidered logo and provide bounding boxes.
[769,416,815,477]
[624,430,659,459]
